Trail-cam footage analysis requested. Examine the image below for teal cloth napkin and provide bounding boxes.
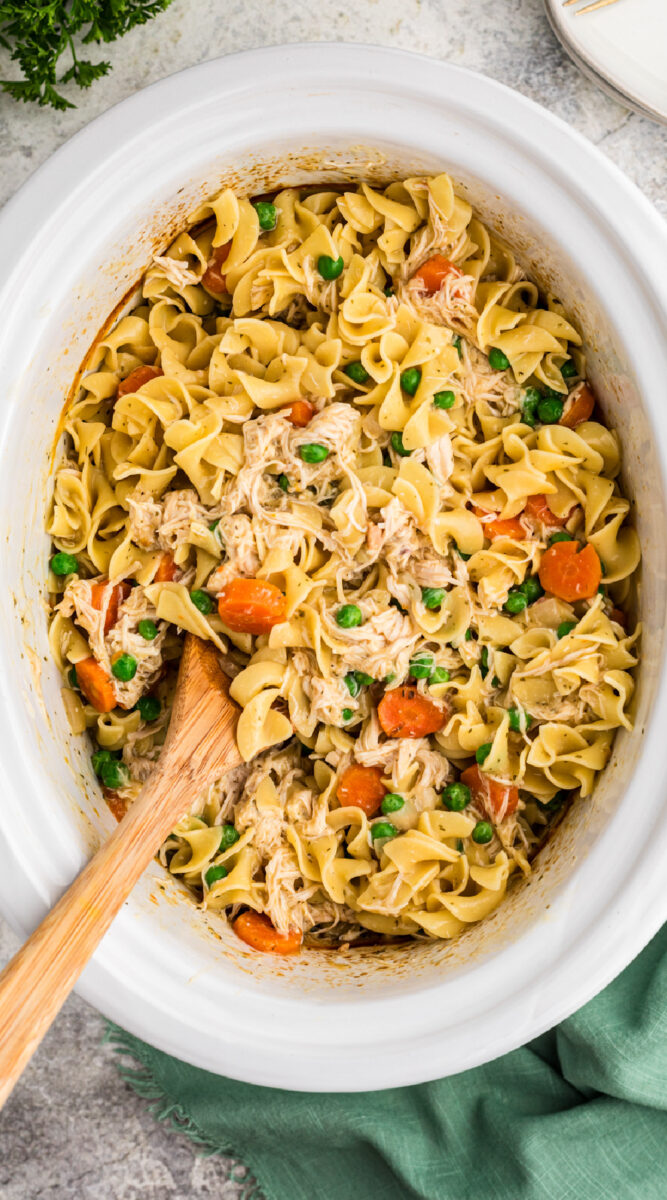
[108,924,667,1200]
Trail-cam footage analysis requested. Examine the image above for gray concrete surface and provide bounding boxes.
[0,1,664,1197]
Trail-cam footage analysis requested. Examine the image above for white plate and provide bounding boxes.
[545,0,667,124]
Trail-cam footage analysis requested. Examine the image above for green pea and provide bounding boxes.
[343,670,374,691]
[51,552,78,576]
[476,743,492,765]
[452,334,463,359]
[456,838,464,852]
[67,665,79,689]
[537,395,564,424]
[92,749,113,777]
[344,673,361,698]
[521,388,541,428]
[472,820,494,844]
[433,390,456,410]
[299,443,329,463]
[508,707,532,733]
[254,200,277,231]
[465,628,474,641]
[431,667,450,684]
[382,451,392,468]
[342,708,354,722]
[561,360,577,379]
[489,347,510,371]
[138,619,158,641]
[336,604,362,629]
[504,591,528,614]
[480,646,489,677]
[549,531,572,545]
[540,790,568,814]
[381,793,405,814]
[400,367,421,396]
[343,361,369,385]
[491,675,500,688]
[209,518,220,532]
[441,782,471,812]
[384,285,394,298]
[522,405,536,428]
[520,575,544,604]
[205,863,228,888]
[409,653,434,679]
[557,621,577,639]
[390,431,411,457]
[385,673,397,684]
[318,254,344,280]
[371,821,398,840]
[190,589,213,615]
[457,547,471,561]
[421,586,445,610]
[136,695,161,722]
[111,653,137,682]
[219,824,240,850]
[100,759,130,791]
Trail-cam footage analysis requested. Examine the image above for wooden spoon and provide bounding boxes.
[0,634,242,1109]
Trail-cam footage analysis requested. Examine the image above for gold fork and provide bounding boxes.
[562,0,619,13]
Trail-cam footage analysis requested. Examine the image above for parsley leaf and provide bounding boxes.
[0,1,173,110]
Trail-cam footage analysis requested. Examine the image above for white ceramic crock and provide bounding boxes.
[0,45,666,1092]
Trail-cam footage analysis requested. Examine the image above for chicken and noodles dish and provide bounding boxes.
[47,173,640,954]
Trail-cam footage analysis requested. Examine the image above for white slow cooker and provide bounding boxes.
[0,44,665,1092]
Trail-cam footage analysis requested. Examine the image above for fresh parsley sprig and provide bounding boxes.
[0,0,173,111]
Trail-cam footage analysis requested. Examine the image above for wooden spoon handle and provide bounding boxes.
[0,765,189,1109]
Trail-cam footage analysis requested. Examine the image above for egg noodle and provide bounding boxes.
[47,173,640,951]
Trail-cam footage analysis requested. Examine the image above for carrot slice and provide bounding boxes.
[377,686,446,739]
[337,764,386,818]
[473,506,525,541]
[523,493,569,529]
[217,577,287,635]
[154,553,178,583]
[76,656,116,713]
[411,254,463,295]
[90,581,131,634]
[461,764,519,822]
[103,788,129,822]
[560,383,595,429]
[202,242,231,293]
[233,911,302,954]
[538,540,602,602]
[117,365,164,399]
[282,399,314,427]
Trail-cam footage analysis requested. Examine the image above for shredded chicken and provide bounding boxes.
[235,796,284,859]
[207,514,260,591]
[264,845,318,934]
[402,270,479,338]
[152,255,201,290]
[128,489,163,550]
[158,489,208,551]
